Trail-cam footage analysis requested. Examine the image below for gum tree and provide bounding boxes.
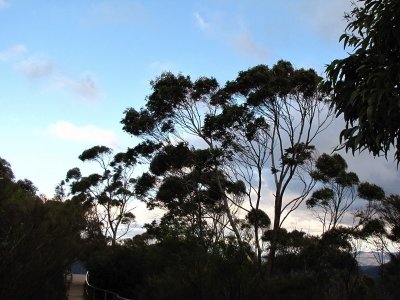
[215,61,333,275]
[122,61,333,275]
[121,74,253,258]
[306,153,360,233]
[60,146,137,245]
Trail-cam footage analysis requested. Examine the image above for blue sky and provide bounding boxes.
[1,0,399,230]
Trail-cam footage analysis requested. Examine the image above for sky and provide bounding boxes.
[1,0,399,232]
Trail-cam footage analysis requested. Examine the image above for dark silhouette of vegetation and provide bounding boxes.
[2,2,400,296]
[59,145,138,245]
[326,0,400,160]
[121,61,333,277]
[0,157,89,299]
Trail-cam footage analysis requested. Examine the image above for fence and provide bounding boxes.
[84,272,134,300]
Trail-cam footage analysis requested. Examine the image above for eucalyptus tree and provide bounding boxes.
[61,146,137,245]
[306,153,360,233]
[122,61,333,273]
[213,61,333,275]
[122,74,252,257]
[140,142,247,245]
[203,103,271,264]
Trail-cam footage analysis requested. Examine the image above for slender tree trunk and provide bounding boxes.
[111,230,117,246]
[266,194,282,277]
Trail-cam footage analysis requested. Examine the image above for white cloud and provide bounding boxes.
[0,44,26,62]
[0,0,9,10]
[44,121,119,148]
[16,57,54,79]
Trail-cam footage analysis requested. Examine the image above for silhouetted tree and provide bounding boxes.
[307,153,359,232]
[326,0,400,160]
[61,146,137,245]
[214,61,333,276]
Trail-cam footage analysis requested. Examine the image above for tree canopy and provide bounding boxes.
[325,0,400,160]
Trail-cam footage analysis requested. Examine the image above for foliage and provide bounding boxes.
[0,157,87,299]
[216,60,332,275]
[325,0,400,160]
[307,153,360,232]
[87,224,376,300]
[380,254,400,300]
[121,71,255,260]
[60,146,138,245]
[87,226,265,300]
[122,61,333,275]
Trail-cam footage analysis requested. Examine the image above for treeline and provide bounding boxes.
[1,151,399,299]
[0,158,102,299]
[1,0,400,299]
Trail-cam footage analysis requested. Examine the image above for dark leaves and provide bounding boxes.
[0,157,14,180]
[306,188,334,208]
[325,0,400,160]
[246,208,271,229]
[79,146,112,161]
[121,108,156,136]
[357,182,385,201]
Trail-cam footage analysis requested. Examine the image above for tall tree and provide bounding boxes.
[122,74,252,258]
[214,61,333,275]
[325,0,400,160]
[122,62,333,274]
[306,153,360,233]
[61,146,137,245]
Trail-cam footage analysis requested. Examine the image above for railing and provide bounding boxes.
[64,269,73,300]
[84,272,134,300]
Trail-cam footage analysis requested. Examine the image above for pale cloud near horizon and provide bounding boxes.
[44,121,119,148]
[0,44,26,62]
[194,11,267,60]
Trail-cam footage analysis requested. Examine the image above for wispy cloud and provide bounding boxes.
[0,44,26,62]
[16,56,54,79]
[44,121,119,147]
[0,0,9,10]
[194,11,267,60]
[55,75,101,102]
[194,12,211,31]
[11,48,101,102]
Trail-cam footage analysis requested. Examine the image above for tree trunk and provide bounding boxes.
[266,194,282,277]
